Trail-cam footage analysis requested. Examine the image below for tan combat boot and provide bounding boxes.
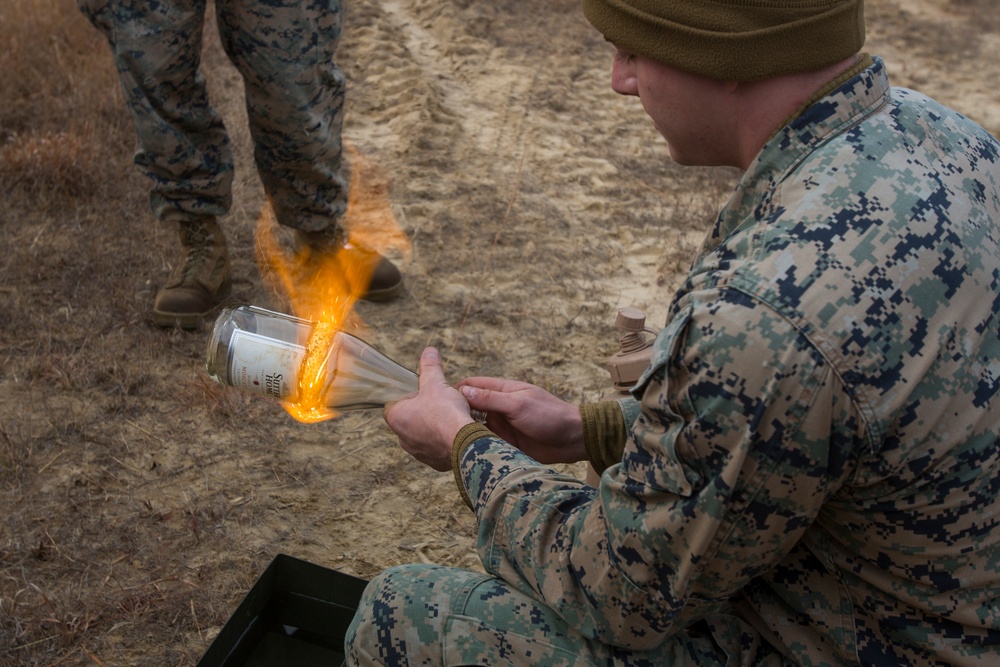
[294,227,403,302]
[152,217,231,328]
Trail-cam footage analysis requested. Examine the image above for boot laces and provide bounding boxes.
[181,222,216,280]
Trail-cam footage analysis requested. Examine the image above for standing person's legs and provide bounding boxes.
[216,0,403,302]
[77,0,235,222]
[345,564,774,667]
[77,0,233,328]
[215,0,347,233]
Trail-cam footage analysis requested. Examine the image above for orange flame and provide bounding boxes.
[254,147,410,423]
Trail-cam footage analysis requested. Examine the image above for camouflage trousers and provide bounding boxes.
[346,564,787,666]
[77,0,347,231]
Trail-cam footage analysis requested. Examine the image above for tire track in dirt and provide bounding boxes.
[339,0,738,376]
[345,0,537,179]
[376,0,537,167]
[342,1,616,364]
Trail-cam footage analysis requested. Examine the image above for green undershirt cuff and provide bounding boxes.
[451,422,494,510]
[580,401,629,473]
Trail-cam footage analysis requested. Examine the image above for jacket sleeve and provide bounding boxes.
[456,287,858,648]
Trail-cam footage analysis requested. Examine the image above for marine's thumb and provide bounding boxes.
[460,384,510,415]
[417,346,448,388]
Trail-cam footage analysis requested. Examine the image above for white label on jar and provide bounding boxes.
[228,330,305,400]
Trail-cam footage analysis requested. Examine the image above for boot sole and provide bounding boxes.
[360,279,404,303]
[152,275,232,329]
[152,306,218,329]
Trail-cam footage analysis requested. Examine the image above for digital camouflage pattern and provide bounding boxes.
[77,0,347,230]
[346,563,786,666]
[347,55,1000,665]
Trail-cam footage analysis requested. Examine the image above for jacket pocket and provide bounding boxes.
[622,304,697,496]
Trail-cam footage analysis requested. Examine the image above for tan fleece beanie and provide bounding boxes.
[582,0,866,82]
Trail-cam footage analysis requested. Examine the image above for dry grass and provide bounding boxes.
[0,0,136,211]
[0,4,230,664]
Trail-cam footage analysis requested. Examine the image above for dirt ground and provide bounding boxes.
[2,0,999,664]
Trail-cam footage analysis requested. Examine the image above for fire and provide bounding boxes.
[253,147,410,423]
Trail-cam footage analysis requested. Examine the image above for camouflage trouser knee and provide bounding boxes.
[77,0,347,230]
[345,564,781,667]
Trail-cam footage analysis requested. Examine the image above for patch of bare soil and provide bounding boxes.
[1,0,998,664]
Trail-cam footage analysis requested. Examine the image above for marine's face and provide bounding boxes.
[610,44,737,167]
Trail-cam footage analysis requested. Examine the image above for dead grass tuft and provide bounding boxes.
[0,131,97,199]
[0,0,135,215]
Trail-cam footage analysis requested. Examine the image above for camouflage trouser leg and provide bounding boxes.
[77,0,347,230]
[345,564,779,667]
[215,0,348,232]
[76,0,234,223]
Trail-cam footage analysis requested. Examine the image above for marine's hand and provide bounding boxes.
[457,377,586,465]
[383,347,477,472]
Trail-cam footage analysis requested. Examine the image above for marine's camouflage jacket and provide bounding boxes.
[455,56,1000,665]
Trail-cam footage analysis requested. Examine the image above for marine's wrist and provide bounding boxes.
[451,422,494,510]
